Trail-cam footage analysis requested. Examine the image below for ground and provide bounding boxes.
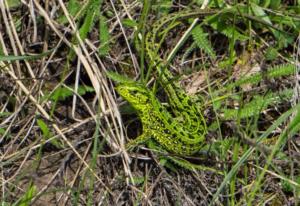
[1,1,300,205]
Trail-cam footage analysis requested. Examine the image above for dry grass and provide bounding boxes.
[1,0,300,205]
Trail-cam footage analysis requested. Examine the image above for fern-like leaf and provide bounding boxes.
[191,25,216,60]
[228,63,295,89]
[79,0,102,39]
[207,14,249,42]
[106,71,135,84]
[57,0,81,24]
[181,42,197,63]
[222,89,293,120]
[99,15,110,56]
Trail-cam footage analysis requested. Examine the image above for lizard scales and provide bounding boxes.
[144,9,217,144]
[116,9,220,155]
[117,83,205,155]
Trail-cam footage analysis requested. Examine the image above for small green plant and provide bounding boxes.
[37,118,62,148]
[48,85,94,102]
[281,176,300,195]
[98,15,110,56]
[191,25,216,60]
[229,63,295,89]
[222,89,293,120]
[12,182,37,206]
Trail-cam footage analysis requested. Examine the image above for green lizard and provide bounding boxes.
[115,81,205,155]
[109,75,224,173]
[110,9,223,155]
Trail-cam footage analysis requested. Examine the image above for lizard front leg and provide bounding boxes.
[126,132,152,151]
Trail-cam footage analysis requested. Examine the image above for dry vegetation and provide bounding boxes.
[1,0,300,205]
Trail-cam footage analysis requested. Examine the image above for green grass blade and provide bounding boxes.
[210,102,300,205]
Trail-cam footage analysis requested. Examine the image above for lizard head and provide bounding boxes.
[116,83,153,111]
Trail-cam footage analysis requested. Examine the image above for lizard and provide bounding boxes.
[107,72,227,174]
[110,9,227,156]
[114,80,206,155]
[107,63,224,172]
[112,78,223,173]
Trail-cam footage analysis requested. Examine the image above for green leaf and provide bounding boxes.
[273,30,295,49]
[250,0,260,4]
[57,0,81,24]
[152,0,172,14]
[7,0,21,8]
[79,13,95,38]
[191,25,216,60]
[281,176,300,193]
[217,54,237,68]
[129,177,145,185]
[222,89,293,120]
[13,183,36,206]
[0,112,11,117]
[265,47,278,61]
[68,0,81,15]
[0,50,53,62]
[62,0,103,43]
[99,15,110,56]
[194,0,204,6]
[0,128,6,135]
[77,85,95,94]
[79,7,97,39]
[261,0,271,8]
[210,21,249,41]
[106,71,135,84]
[270,0,281,9]
[251,3,272,26]
[49,85,94,102]
[228,63,295,89]
[37,119,50,138]
[37,119,62,148]
[50,87,73,101]
[122,19,138,27]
